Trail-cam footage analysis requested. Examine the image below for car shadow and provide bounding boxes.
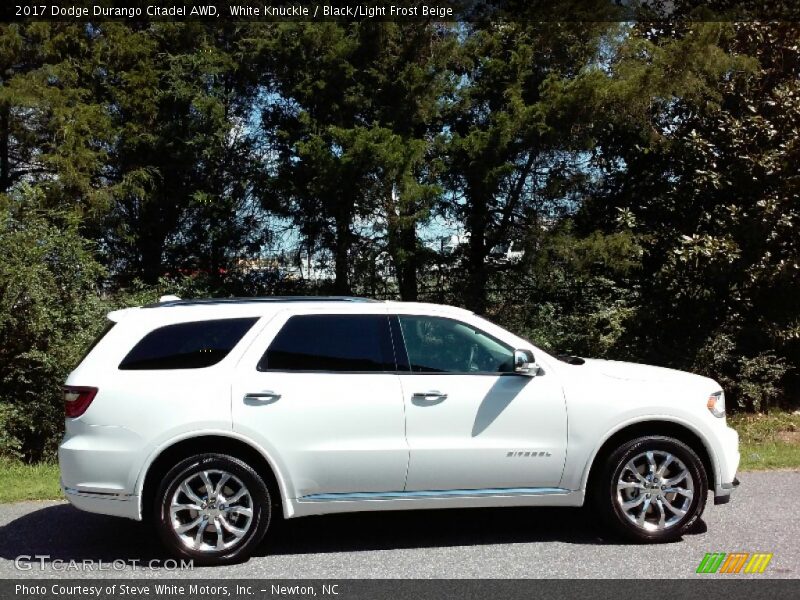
[471,376,529,437]
[260,506,610,557]
[0,503,707,564]
[0,504,167,564]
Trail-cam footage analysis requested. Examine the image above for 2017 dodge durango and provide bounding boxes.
[60,296,740,564]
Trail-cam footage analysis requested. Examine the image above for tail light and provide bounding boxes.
[64,386,98,418]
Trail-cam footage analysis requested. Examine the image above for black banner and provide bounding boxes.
[3,0,800,23]
[2,580,800,600]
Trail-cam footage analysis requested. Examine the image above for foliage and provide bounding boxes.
[258,22,452,296]
[0,23,114,211]
[0,186,106,460]
[694,330,791,412]
[577,22,800,410]
[439,20,613,313]
[96,22,272,284]
[487,225,643,359]
[0,21,798,461]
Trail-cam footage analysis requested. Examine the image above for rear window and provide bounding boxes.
[258,314,394,372]
[77,320,116,367]
[119,318,258,370]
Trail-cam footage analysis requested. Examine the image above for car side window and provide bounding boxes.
[258,314,395,372]
[119,318,259,370]
[398,315,515,374]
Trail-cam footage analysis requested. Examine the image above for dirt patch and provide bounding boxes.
[777,431,800,444]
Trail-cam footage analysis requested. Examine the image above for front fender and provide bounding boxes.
[562,412,722,495]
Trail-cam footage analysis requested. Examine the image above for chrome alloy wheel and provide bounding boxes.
[170,469,254,552]
[615,450,695,531]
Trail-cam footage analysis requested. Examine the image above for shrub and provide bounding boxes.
[694,330,791,412]
[0,187,107,461]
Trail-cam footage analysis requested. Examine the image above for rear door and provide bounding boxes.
[232,307,408,499]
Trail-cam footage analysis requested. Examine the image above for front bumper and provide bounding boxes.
[62,482,141,520]
[711,423,740,505]
[714,476,740,505]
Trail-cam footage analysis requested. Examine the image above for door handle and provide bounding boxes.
[411,390,448,402]
[243,391,281,404]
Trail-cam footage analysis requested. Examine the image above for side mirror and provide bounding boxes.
[513,349,537,376]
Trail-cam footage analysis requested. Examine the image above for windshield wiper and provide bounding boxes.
[556,354,585,365]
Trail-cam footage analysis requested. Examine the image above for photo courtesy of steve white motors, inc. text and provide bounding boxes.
[14,584,338,597]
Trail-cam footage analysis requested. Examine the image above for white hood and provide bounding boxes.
[579,358,716,387]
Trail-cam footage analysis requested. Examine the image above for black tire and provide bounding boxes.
[154,453,270,565]
[594,436,707,543]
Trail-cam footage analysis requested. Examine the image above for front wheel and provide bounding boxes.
[154,453,271,565]
[595,436,708,542]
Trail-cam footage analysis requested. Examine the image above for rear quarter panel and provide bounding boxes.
[60,307,272,495]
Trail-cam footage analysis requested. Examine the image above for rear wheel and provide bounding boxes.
[596,436,707,542]
[154,453,270,565]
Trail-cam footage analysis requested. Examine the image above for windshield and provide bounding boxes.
[478,315,585,365]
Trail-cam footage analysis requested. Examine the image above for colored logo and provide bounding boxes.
[696,552,773,574]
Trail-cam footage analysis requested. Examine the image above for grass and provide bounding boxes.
[0,412,798,503]
[727,411,800,471]
[0,458,61,503]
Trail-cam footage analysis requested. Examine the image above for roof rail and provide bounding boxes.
[143,296,380,308]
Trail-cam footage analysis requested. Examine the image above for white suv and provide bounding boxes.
[60,297,740,564]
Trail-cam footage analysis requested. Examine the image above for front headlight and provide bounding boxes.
[707,390,726,418]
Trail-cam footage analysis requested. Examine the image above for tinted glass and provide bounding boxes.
[119,318,258,370]
[77,320,116,367]
[259,314,394,372]
[398,316,514,374]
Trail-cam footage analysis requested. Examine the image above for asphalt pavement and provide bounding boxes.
[0,471,797,579]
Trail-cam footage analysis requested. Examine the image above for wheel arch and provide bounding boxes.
[582,418,716,496]
[137,432,290,521]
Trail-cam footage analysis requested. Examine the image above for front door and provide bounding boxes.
[395,314,567,492]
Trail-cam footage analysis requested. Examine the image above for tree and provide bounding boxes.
[99,22,269,284]
[582,22,799,409]
[0,23,112,213]
[257,22,366,294]
[440,20,611,313]
[258,22,453,298]
[353,23,454,301]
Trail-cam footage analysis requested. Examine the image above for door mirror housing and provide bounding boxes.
[513,349,537,376]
